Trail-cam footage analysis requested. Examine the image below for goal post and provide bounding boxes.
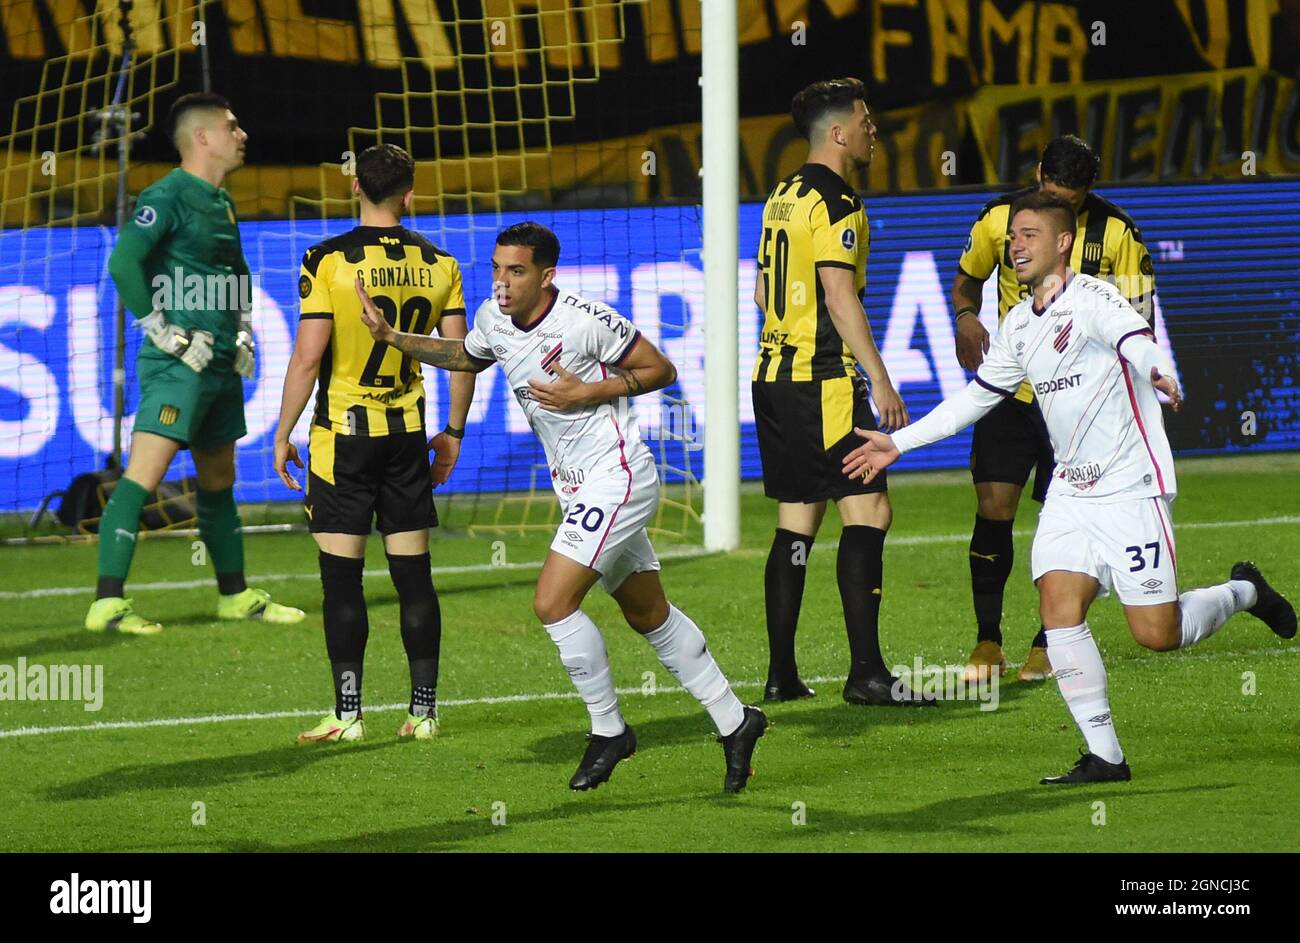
[701,0,740,553]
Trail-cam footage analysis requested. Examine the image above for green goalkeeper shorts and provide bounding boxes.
[132,350,247,451]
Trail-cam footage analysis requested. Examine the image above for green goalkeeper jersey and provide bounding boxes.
[108,167,251,371]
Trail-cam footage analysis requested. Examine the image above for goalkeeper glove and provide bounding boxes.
[234,316,256,378]
[138,309,215,374]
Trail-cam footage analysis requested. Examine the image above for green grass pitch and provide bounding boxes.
[1,453,1297,852]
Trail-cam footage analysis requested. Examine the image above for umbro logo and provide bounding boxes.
[1141,578,1163,589]
[1087,712,1113,727]
[564,530,582,542]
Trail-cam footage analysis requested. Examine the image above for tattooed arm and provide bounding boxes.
[526,335,677,413]
[356,276,493,373]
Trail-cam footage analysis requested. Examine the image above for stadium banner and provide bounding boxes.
[4,0,1295,224]
[967,67,1300,185]
[1,179,1297,513]
[13,63,1292,222]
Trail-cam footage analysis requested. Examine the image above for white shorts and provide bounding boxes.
[1031,494,1179,606]
[551,452,661,593]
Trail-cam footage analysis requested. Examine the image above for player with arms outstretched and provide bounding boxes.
[952,135,1158,683]
[844,191,1295,783]
[85,92,303,635]
[357,222,768,793]
[273,144,475,743]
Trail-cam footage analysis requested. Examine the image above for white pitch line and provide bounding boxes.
[0,546,718,599]
[2,647,1295,740]
[3,515,1297,601]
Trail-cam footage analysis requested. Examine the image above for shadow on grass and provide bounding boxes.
[512,711,727,766]
[211,779,1232,852]
[47,739,401,801]
[220,786,765,852]
[1,568,545,659]
[762,782,1234,843]
[0,630,138,662]
[751,680,1044,740]
[508,679,1048,770]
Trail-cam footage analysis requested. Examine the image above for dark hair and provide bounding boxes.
[496,221,560,268]
[1010,190,1077,235]
[355,144,415,205]
[791,77,867,140]
[1039,134,1100,189]
[168,92,231,147]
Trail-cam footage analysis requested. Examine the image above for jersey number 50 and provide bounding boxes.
[360,295,434,388]
[759,226,790,320]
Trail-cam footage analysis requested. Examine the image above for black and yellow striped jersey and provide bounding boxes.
[298,225,465,436]
[958,186,1156,402]
[753,163,869,383]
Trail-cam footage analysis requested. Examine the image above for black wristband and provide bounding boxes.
[954,305,978,322]
[442,424,465,440]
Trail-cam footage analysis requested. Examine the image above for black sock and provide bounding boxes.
[96,577,125,599]
[1032,626,1048,648]
[970,515,1014,646]
[319,551,368,718]
[764,528,814,685]
[388,552,441,715]
[837,525,889,681]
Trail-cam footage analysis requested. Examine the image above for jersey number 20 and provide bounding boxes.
[360,295,434,388]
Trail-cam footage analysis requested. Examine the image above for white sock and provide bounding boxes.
[544,610,625,737]
[1178,581,1253,648]
[643,605,745,736]
[1045,623,1123,765]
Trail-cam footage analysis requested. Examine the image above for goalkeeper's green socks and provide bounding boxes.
[96,477,149,599]
[197,486,247,595]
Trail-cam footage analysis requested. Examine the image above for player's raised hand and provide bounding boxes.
[528,363,592,412]
[274,439,304,491]
[355,275,394,343]
[841,427,901,485]
[428,431,461,487]
[955,314,990,371]
[1152,368,1182,412]
[871,380,909,432]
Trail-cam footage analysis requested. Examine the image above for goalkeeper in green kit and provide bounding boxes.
[84,92,304,635]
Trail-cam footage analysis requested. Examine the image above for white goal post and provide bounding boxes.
[702,0,741,552]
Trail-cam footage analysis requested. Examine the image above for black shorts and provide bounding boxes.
[752,375,887,503]
[970,396,1055,502]
[304,427,437,535]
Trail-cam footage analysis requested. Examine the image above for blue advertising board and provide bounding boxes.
[1,181,1297,512]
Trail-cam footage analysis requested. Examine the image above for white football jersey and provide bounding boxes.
[895,273,1177,502]
[463,288,650,500]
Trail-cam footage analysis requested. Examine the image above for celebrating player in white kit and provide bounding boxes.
[356,222,767,793]
[841,191,1296,784]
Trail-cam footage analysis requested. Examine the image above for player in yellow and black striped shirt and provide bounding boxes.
[750,78,928,708]
[950,135,1158,684]
[272,144,476,743]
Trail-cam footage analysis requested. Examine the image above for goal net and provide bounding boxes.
[0,1,709,546]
